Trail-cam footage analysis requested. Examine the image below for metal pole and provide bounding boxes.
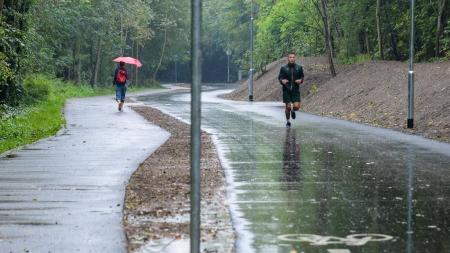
[190,0,202,252]
[227,53,230,83]
[248,0,254,101]
[407,0,415,129]
[226,49,231,83]
[175,60,178,84]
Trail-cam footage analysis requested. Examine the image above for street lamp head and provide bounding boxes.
[226,49,232,56]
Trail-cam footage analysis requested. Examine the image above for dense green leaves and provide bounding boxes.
[205,0,449,74]
[1,0,449,106]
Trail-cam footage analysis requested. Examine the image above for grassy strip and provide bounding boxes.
[0,75,162,154]
[0,76,160,154]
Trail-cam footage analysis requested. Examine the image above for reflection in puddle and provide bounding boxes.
[282,128,302,189]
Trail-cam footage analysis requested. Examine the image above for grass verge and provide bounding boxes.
[0,75,162,155]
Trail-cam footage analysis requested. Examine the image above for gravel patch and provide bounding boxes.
[123,106,234,253]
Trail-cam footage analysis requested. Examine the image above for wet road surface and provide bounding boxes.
[0,94,170,252]
[138,86,450,253]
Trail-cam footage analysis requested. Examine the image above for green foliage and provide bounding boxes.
[337,54,372,65]
[0,4,32,105]
[442,20,450,59]
[309,84,318,94]
[0,52,14,88]
[206,0,449,72]
[23,74,52,103]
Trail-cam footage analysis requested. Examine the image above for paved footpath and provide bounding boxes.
[0,92,170,253]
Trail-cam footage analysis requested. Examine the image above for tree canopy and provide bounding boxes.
[1,0,449,105]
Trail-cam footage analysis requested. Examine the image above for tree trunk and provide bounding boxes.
[152,28,168,81]
[135,41,139,86]
[120,16,124,55]
[124,29,129,55]
[0,0,4,18]
[435,0,446,57]
[365,28,371,54]
[320,0,336,77]
[92,37,102,87]
[74,37,81,84]
[384,0,400,60]
[376,0,384,59]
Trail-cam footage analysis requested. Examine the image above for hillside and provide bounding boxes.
[225,57,450,143]
[224,56,336,101]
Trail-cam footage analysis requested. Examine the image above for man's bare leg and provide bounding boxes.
[293,102,301,111]
[285,103,292,120]
[285,103,293,126]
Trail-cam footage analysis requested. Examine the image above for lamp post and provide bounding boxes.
[407,0,415,129]
[226,49,231,83]
[190,0,202,252]
[174,54,178,84]
[248,0,254,101]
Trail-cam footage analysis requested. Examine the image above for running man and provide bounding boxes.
[278,52,304,127]
[112,61,128,111]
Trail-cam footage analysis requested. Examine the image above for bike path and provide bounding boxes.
[0,92,170,252]
[138,88,450,253]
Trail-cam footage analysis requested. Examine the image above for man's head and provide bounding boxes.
[119,61,125,67]
[287,52,296,64]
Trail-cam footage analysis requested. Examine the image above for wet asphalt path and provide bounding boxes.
[138,86,450,253]
[0,94,170,252]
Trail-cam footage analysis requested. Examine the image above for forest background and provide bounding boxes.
[1,0,448,108]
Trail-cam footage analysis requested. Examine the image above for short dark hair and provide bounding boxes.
[119,61,125,67]
[287,51,296,56]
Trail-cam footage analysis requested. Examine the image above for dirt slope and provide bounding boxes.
[223,56,336,101]
[226,58,450,143]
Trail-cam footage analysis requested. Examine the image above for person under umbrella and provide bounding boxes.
[112,61,128,111]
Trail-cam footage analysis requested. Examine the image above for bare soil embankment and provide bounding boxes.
[225,57,450,143]
[124,106,234,252]
[224,56,337,101]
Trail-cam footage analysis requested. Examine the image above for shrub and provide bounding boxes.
[23,74,53,103]
[309,83,318,94]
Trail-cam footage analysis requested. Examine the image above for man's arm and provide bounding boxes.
[295,66,304,84]
[278,67,288,85]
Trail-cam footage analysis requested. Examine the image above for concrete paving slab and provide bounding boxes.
[0,94,170,253]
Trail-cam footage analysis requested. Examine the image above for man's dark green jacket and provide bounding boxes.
[278,63,304,92]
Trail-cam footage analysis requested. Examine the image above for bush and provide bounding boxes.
[309,83,318,94]
[337,54,372,65]
[23,74,53,103]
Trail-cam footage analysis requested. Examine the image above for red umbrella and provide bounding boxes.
[113,56,143,68]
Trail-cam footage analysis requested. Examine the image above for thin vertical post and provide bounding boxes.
[407,0,415,128]
[226,49,231,83]
[190,0,202,252]
[175,60,178,83]
[227,54,230,83]
[248,0,254,101]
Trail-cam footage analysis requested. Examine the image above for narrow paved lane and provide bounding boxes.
[0,94,170,252]
[138,87,450,253]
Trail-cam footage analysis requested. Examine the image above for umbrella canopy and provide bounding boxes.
[113,57,143,68]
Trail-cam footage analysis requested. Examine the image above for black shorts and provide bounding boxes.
[283,90,301,104]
